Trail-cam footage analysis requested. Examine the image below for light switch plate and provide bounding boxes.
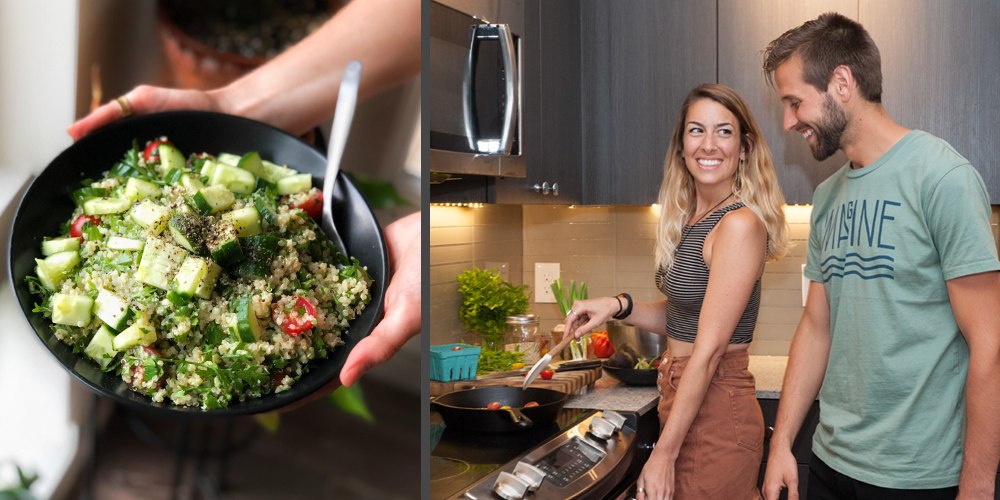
[534,263,560,303]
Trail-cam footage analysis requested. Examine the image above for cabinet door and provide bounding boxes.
[494,0,583,204]
[717,0,857,205]
[581,0,717,206]
[861,0,1000,201]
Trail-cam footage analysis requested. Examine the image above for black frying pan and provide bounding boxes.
[8,111,389,416]
[601,364,657,386]
[432,386,568,433]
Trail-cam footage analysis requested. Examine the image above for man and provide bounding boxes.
[760,12,1000,500]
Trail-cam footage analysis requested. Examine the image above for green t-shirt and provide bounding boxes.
[803,130,999,489]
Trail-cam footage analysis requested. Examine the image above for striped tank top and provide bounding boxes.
[654,202,761,344]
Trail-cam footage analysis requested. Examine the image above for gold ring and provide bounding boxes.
[116,96,132,117]
[637,487,644,494]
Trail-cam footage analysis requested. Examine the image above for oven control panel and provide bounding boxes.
[457,411,637,500]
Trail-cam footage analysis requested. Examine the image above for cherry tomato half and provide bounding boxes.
[272,296,317,336]
[143,140,174,163]
[486,402,502,410]
[293,190,323,220]
[524,401,539,408]
[540,370,554,380]
[70,214,99,240]
[451,346,463,351]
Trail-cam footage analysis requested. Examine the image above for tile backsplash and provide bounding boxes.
[430,205,1000,355]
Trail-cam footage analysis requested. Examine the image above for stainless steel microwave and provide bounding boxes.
[429,0,525,178]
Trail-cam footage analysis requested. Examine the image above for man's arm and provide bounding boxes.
[947,271,1000,499]
[762,280,831,500]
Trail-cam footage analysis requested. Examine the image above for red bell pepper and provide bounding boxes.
[592,331,615,358]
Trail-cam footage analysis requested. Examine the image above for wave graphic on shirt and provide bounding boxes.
[820,253,895,282]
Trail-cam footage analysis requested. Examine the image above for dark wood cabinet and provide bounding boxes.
[579,0,717,206]
[757,398,819,499]
[494,0,583,204]
[860,0,1000,201]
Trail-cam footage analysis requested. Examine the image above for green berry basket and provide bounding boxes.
[430,344,480,382]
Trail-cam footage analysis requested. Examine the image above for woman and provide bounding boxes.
[564,84,790,500]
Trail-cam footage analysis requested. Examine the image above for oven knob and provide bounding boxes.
[513,461,546,491]
[494,471,530,500]
[589,416,615,440]
[601,410,626,431]
[533,182,551,195]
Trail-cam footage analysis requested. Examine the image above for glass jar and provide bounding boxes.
[504,314,541,364]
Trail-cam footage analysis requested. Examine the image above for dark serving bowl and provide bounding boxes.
[601,364,657,386]
[8,111,388,416]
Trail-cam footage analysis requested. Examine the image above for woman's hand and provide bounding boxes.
[636,448,676,500]
[562,296,621,340]
[67,85,221,141]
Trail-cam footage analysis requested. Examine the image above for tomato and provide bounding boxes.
[143,139,173,163]
[70,214,99,240]
[523,401,539,408]
[540,370,554,380]
[271,370,287,390]
[451,346,463,351]
[293,190,323,220]
[122,346,163,390]
[486,402,502,410]
[271,296,317,335]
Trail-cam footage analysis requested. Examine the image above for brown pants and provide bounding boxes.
[656,349,764,500]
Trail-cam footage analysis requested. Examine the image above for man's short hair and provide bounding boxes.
[763,12,882,103]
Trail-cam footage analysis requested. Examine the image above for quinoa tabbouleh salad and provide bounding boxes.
[26,138,372,409]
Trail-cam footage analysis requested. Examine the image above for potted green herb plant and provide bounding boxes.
[456,267,530,351]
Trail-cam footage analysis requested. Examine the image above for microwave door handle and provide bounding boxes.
[497,24,518,155]
[462,25,479,152]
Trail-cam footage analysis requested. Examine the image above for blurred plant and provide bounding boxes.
[253,413,281,433]
[0,464,37,500]
[457,267,530,351]
[349,173,411,210]
[324,383,376,424]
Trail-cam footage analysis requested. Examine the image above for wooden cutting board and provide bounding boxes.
[430,366,602,397]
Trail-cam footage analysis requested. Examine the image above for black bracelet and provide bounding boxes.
[614,296,623,317]
[612,293,633,320]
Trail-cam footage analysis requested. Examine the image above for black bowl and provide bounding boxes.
[601,364,657,386]
[8,111,388,416]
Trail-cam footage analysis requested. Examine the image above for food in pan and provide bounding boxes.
[27,138,372,410]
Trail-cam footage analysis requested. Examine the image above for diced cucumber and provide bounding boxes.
[174,257,208,297]
[107,236,144,251]
[168,211,206,254]
[276,174,312,195]
[200,159,218,179]
[123,177,161,202]
[158,143,186,177]
[111,323,146,351]
[260,160,298,184]
[206,220,244,266]
[136,236,188,290]
[41,237,80,256]
[254,177,276,192]
[234,297,262,342]
[166,290,190,306]
[236,151,264,177]
[35,251,81,291]
[130,199,171,234]
[94,288,134,331]
[192,185,235,214]
[216,153,241,167]
[222,206,262,237]
[210,164,256,195]
[194,260,222,299]
[83,197,131,215]
[180,173,204,192]
[51,293,94,327]
[85,325,119,368]
[71,187,108,205]
[230,235,280,278]
[252,197,278,227]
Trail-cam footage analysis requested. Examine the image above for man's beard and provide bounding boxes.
[810,93,848,161]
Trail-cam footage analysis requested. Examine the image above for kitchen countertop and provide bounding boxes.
[564,355,789,414]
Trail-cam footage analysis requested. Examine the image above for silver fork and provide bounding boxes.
[320,60,362,262]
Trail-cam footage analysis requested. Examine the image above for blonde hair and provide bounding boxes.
[654,84,791,272]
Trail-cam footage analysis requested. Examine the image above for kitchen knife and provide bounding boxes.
[523,332,578,389]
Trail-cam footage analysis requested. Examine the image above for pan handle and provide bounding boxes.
[502,407,533,428]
